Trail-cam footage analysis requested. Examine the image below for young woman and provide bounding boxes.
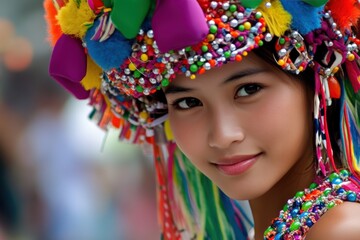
[44,0,360,239]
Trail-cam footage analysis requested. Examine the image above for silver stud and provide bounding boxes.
[204,62,211,70]
[279,49,287,57]
[265,33,273,42]
[210,1,218,9]
[221,15,228,23]
[230,19,238,28]
[236,12,244,20]
[205,53,213,60]
[147,30,154,38]
[138,78,145,85]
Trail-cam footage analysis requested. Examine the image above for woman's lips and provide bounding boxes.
[214,153,261,176]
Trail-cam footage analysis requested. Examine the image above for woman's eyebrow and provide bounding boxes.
[164,85,192,95]
[164,68,266,95]
[223,68,266,85]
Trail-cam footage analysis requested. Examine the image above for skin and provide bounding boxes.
[164,53,316,239]
[306,202,360,240]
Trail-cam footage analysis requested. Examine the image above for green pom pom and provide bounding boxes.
[241,0,262,9]
[111,0,151,39]
[302,0,328,7]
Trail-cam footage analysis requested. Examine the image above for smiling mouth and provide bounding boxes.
[213,153,262,176]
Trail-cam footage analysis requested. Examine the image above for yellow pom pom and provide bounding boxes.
[257,0,292,36]
[164,120,174,141]
[57,0,96,38]
[81,56,102,90]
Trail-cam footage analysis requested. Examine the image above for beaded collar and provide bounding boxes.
[264,170,360,240]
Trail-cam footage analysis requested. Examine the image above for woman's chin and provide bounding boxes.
[217,184,267,201]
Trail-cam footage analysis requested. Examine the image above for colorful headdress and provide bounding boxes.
[44,0,360,239]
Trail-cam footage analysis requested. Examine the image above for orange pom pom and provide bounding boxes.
[326,0,360,32]
[44,0,63,46]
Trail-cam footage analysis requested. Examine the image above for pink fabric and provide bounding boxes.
[152,0,209,52]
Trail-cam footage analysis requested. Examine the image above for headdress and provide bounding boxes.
[44,0,360,239]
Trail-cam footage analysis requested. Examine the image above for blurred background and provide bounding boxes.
[0,1,159,239]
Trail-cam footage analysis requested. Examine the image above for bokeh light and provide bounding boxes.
[0,18,33,72]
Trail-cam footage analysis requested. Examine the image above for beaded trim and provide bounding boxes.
[104,1,267,98]
[264,170,360,239]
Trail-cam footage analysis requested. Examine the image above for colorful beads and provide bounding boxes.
[264,171,360,239]
[161,78,170,87]
[129,62,136,71]
[347,53,355,61]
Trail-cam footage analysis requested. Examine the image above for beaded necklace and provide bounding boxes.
[263,170,360,240]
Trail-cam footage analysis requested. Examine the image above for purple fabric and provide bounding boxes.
[49,34,89,99]
[152,0,209,52]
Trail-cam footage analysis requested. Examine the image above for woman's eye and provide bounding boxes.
[172,97,202,110]
[236,84,262,97]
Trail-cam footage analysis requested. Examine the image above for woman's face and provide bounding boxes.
[164,53,313,200]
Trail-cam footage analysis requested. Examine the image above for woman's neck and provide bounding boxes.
[249,154,315,240]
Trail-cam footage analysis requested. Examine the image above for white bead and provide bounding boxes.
[230,19,238,28]
[143,89,150,95]
[138,78,145,84]
[225,34,232,41]
[236,13,244,20]
[210,1,218,9]
[204,62,211,70]
[265,33,273,42]
[221,15,228,23]
[279,49,287,57]
[205,53,213,60]
[188,57,194,64]
[208,20,215,26]
[147,30,154,38]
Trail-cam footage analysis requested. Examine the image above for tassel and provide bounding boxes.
[257,0,292,37]
[345,59,360,93]
[340,77,360,178]
[57,0,96,38]
[326,0,360,32]
[164,120,174,141]
[44,0,63,46]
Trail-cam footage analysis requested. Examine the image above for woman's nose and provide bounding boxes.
[207,109,245,149]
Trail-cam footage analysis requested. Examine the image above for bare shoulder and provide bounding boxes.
[306,202,360,240]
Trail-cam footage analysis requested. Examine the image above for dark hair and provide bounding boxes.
[252,39,342,165]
